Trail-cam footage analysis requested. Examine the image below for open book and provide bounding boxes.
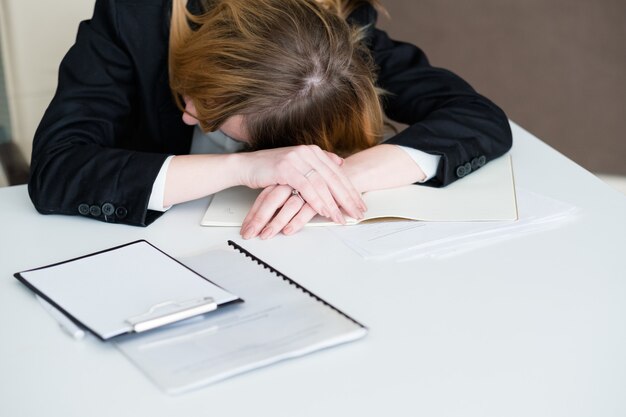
[201,154,518,226]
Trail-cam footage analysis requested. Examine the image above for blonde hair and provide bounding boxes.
[169,0,385,155]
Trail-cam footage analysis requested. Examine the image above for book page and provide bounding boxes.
[360,155,517,222]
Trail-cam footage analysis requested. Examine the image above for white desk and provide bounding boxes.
[1,122,625,417]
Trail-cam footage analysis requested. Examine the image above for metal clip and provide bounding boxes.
[126,296,216,333]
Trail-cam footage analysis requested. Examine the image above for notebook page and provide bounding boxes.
[201,154,517,226]
[361,155,517,222]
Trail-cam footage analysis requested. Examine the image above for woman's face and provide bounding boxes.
[182,97,251,143]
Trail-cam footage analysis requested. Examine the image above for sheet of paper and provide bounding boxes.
[18,241,239,339]
[328,189,578,260]
[397,190,578,260]
[114,247,366,394]
[201,154,517,226]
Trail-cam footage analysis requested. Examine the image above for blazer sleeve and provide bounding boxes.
[369,22,512,187]
[28,0,170,226]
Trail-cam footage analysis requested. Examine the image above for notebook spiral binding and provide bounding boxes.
[227,241,366,330]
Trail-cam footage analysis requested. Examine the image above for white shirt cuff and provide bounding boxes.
[395,145,441,183]
[147,155,175,212]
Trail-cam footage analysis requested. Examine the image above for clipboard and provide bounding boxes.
[14,240,242,340]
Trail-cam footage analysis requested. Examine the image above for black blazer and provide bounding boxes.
[29,0,512,226]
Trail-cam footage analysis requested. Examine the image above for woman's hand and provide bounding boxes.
[234,145,366,224]
[241,184,319,239]
[239,144,429,239]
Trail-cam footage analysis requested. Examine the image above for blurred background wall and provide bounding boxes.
[0,0,96,185]
[0,0,624,186]
[378,0,626,176]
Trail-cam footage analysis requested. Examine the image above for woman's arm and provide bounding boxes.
[29,0,174,226]
[32,0,366,227]
[370,27,512,186]
[340,144,426,193]
[347,5,512,187]
[163,146,366,223]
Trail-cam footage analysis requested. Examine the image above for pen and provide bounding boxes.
[36,295,85,340]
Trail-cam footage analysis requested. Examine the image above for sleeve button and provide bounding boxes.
[78,204,90,216]
[477,155,487,167]
[102,203,115,216]
[115,206,128,219]
[464,162,472,174]
[89,205,102,217]
[456,165,467,178]
[471,158,480,170]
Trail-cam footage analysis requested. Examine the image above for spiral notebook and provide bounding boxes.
[114,241,367,394]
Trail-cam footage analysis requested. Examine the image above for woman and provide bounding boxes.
[29,0,512,239]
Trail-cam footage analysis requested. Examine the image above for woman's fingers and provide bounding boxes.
[317,147,366,212]
[282,203,318,236]
[240,145,364,224]
[306,166,365,220]
[295,146,365,221]
[242,185,275,227]
[279,153,343,223]
[241,185,291,239]
[241,190,318,240]
[258,194,306,239]
[324,151,344,166]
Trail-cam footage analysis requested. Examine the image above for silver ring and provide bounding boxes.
[304,169,315,178]
[291,188,305,203]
